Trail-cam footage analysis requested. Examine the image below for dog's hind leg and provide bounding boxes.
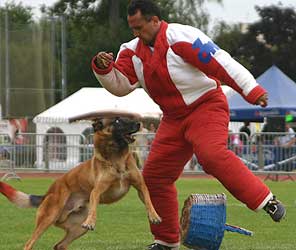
[54,226,88,250]
[24,191,70,250]
[54,208,88,250]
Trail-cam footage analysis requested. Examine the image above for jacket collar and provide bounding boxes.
[135,21,169,76]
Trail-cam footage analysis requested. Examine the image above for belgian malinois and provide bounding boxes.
[0,115,161,250]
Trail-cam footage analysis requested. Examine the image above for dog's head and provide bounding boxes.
[92,117,140,152]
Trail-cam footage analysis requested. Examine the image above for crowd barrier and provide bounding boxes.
[0,132,295,180]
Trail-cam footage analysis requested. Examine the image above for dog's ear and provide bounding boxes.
[92,119,104,132]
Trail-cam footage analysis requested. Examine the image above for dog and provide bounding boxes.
[0,116,161,250]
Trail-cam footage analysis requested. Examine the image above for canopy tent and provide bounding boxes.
[34,86,233,127]
[32,87,163,169]
[32,86,233,169]
[227,65,296,122]
[34,87,162,125]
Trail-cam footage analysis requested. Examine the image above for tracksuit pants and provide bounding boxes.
[142,90,271,246]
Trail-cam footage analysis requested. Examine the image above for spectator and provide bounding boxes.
[148,122,157,133]
[147,122,156,146]
[229,130,243,155]
[239,121,251,144]
[274,123,295,147]
[133,122,149,167]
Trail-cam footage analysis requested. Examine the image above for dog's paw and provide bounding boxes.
[149,213,162,224]
[81,219,96,231]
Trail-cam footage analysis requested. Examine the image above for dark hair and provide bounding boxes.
[128,0,162,20]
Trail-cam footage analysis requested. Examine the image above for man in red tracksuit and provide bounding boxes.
[91,1,286,249]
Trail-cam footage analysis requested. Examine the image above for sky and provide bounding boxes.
[207,0,296,27]
[1,0,296,27]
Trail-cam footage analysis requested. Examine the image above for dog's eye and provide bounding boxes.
[92,120,103,131]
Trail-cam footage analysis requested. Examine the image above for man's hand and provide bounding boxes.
[95,52,114,69]
[255,93,268,107]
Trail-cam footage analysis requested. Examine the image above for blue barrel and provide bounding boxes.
[180,194,253,250]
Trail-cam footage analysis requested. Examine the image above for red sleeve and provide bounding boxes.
[91,56,113,75]
[245,85,266,104]
[114,49,138,85]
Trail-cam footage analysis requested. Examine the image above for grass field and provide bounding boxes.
[0,177,295,250]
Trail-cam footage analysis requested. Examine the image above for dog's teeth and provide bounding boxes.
[82,223,95,230]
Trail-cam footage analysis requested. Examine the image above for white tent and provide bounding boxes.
[32,86,234,170]
[34,87,162,123]
[33,87,162,169]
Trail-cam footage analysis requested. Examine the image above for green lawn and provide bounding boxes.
[0,178,295,250]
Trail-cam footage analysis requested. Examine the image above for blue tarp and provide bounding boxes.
[227,65,296,122]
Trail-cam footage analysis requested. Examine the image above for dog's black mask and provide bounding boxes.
[112,117,140,146]
[92,117,140,147]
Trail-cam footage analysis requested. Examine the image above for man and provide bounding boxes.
[91,1,286,249]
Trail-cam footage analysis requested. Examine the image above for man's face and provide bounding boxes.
[127,10,160,46]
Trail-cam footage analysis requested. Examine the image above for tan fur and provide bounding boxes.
[23,118,161,250]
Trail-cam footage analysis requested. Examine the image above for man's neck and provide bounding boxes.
[149,21,162,47]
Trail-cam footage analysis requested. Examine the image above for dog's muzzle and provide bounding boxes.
[123,122,140,144]
[113,118,140,144]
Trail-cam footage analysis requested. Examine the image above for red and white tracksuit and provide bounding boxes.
[92,21,272,247]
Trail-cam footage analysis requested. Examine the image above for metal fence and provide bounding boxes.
[1,132,295,179]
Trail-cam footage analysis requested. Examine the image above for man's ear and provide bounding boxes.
[151,15,160,24]
[92,119,104,132]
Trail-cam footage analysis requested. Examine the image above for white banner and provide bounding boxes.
[0,120,10,134]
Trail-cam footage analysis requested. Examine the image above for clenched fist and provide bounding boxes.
[95,52,114,69]
[255,93,268,107]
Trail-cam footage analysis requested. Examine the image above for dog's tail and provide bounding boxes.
[0,181,44,208]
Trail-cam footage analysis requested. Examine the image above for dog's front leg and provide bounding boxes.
[130,170,162,224]
[82,178,111,230]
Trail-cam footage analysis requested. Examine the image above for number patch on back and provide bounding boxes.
[192,38,220,63]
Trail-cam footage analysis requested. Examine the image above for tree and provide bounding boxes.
[213,4,296,81]
[0,3,52,118]
[0,2,33,27]
[250,4,296,80]
[40,0,223,95]
[159,0,222,32]
[44,0,132,95]
[41,0,133,95]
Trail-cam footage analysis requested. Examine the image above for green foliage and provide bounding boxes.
[40,0,222,95]
[0,178,295,249]
[0,3,55,118]
[41,0,133,94]
[250,4,296,79]
[0,0,223,119]
[213,23,253,70]
[213,4,296,81]
[0,2,33,28]
[158,0,219,32]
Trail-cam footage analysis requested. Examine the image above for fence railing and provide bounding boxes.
[1,132,295,179]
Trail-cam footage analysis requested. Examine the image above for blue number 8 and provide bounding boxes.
[192,38,220,63]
